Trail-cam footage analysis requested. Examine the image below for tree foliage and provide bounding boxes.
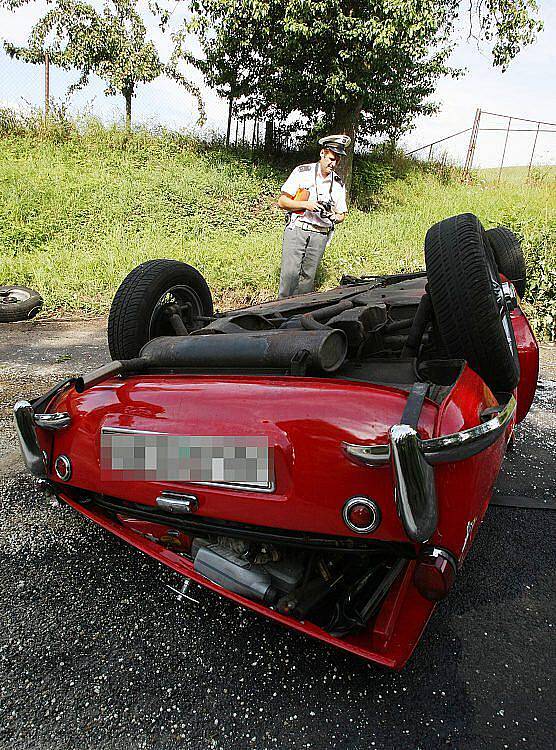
[183,0,542,184]
[4,0,204,127]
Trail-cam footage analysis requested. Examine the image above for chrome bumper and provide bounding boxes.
[13,400,71,478]
[343,395,516,543]
[343,395,516,467]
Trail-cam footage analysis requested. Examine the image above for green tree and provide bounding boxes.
[4,0,203,129]
[185,0,542,188]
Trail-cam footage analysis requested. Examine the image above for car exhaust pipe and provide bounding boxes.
[139,329,348,373]
[74,329,347,394]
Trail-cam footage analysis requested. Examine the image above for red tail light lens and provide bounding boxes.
[414,548,456,601]
[342,496,380,534]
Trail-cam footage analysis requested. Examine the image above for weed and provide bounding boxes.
[0,117,554,340]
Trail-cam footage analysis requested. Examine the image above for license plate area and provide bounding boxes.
[101,428,274,491]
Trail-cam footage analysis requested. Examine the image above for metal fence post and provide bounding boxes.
[251,119,257,150]
[527,122,541,178]
[497,117,512,184]
[463,108,481,180]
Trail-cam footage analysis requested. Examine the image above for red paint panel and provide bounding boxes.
[511,307,539,423]
[432,365,512,561]
[49,375,438,541]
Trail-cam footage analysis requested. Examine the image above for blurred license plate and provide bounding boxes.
[101,428,273,489]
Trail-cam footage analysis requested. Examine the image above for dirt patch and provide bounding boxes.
[0,317,109,377]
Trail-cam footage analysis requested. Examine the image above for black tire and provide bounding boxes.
[108,260,213,360]
[0,286,43,322]
[425,213,520,394]
[486,226,526,297]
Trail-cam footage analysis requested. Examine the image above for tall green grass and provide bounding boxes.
[0,117,554,339]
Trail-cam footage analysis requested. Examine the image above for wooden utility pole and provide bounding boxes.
[44,52,50,122]
[226,96,233,147]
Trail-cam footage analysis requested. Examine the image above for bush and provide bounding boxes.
[507,220,556,341]
[0,103,76,142]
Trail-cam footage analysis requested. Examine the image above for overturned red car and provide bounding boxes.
[15,213,538,669]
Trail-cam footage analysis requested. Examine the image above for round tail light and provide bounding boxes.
[414,547,457,601]
[342,496,380,534]
[54,454,72,481]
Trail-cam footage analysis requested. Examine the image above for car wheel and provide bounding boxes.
[425,213,520,394]
[0,285,43,323]
[486,226,526,298]
[108,260,213,360]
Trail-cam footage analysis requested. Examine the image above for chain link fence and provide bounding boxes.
[2,47,556,174]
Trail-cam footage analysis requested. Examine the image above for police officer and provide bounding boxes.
[277,134,350,298]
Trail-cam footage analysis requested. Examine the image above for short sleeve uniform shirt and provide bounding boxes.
[281,163,348,229]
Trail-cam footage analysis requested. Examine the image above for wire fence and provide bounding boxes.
[408,109,556,181]
[2,50,556,176]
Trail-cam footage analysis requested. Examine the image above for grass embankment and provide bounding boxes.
[0,124,554,339]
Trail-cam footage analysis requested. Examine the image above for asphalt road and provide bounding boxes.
[0,319,554,750]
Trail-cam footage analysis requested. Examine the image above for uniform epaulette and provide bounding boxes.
[297,164,312,172]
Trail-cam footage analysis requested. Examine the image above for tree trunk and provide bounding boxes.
[125,91,132,131]
[331,100,363,198]
[264,120,274,154]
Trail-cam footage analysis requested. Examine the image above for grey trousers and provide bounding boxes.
[279,224,331,298]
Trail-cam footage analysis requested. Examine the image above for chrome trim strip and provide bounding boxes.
[101,426,166,435]
[186,480,276,494]
[390,425,438,543]
[34,412,71,430]
[342,442,390,466]
[13,400,47,477]
[342,395,516,466]
[101,426,276,493]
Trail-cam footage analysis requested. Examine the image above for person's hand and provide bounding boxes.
[303,200,321,211]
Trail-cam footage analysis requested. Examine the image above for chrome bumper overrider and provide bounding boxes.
[343,395,516,543]
[13,400,71,478]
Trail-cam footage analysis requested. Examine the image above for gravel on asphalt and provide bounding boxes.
[0,322,554,750]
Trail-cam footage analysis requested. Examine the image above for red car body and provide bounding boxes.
[15,278,539,669]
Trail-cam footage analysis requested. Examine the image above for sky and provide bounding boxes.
[0,0,555,168]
